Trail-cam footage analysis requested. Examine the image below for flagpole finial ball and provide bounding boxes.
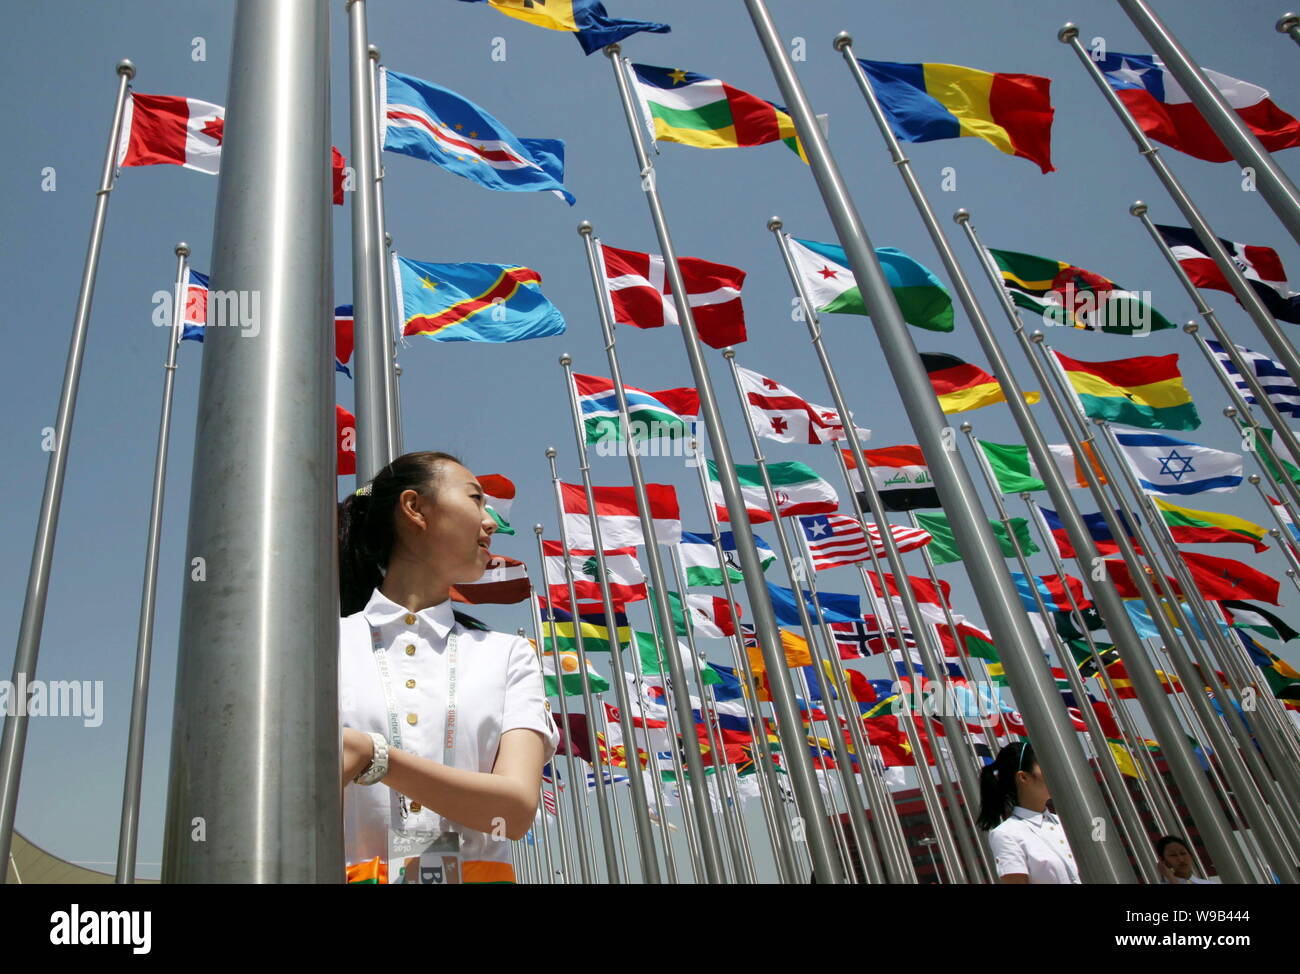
[175,242,190,257]
[959,422,972,433]
[1223,406,1238,418]
[603,43,621,58]
[368,44,380,60]
[1278,14,1299,33]
[577,221,593,236]
[117,59,135,79]
[1019,492,1032,501]
[1129,201,1148,217]
[1058,24,1080,43]
[1250,474,1262,485]
[767,216,783,232]
[559,353,572,366]
[1030,330,1044,343]
[832,31,853,52]
[384,232,392,247]
[534,524,543,535]
[545,447,557,459]
[722,347,736,360]
[953,208,970,224]
[1183,321,1199,335]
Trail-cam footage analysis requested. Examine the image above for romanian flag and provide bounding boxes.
[630,64,807,160]
[1152,497,1269,552]
[1054,350,1200,431]
[856,59,1054,172]
[921,352,1039,413]
[394,255,566,342]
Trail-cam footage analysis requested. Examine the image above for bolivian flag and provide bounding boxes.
[922,352,1039,413]
[630,63,808,160]
[1152,497,1269,552]
[1054,350,1200,431]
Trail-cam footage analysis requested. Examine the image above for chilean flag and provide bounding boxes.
[1099,52,1300,162]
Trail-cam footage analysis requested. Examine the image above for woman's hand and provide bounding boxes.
[342,727,376,786]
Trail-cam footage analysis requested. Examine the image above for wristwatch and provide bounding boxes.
[354,732,390,785]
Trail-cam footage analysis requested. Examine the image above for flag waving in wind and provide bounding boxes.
[735,364,869,444]
[600,243,746,348]
[1157,225,1300,325]
[457,0,669,55]
[394,256,565,342]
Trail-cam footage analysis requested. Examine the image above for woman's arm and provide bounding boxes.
[1000,873,1030,884]
[344,727,547,840]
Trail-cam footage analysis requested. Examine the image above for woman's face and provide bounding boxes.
[1161,841,1194,879]
[398,461,496,585]
[1015,761,1051,808]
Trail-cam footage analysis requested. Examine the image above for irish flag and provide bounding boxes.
[975,438,1108,492]
[559,482,681,547]
[705,460,838,523]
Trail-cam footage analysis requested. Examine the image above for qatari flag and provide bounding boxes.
[1155,224,1300,324]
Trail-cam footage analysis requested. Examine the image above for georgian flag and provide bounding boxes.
[599,242,747,348]
[735,364,870,445]
[1156,225,1300,325]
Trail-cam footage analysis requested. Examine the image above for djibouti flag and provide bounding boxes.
[394,254,566,342]
[788,236,953,332]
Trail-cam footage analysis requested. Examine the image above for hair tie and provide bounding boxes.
[355,482,373,497]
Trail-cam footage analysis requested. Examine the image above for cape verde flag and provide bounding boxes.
[379,67,575,204]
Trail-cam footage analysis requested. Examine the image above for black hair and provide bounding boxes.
[977,741,1036,830]
[338,450,488,629]
[1155,835,1191,859]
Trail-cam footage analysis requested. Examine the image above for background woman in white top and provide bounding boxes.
[337,451,558,884]
[977,741,1081,884]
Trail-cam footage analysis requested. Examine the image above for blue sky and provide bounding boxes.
[3,0,1298,881]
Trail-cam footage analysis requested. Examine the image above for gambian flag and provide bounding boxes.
[478,473,515,536]
[542,651,610,697]
[450,554,529,604]
[987,247,1175,336]
[976,438,1107,492]
[630,63,807,160]
[542,540,647,606]
[572,372,693,445]
[705,460,838,523]
[922,352,1039,413]
[1152,497,1268,552]
[559,482,681,547]
[1054,350,1199,431]
[537,600,631,652]
[841,444,939,512]
[786,237,954,332]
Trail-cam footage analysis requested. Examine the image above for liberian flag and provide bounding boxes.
[841,444,939,511]
[118,92,346,201]
[735,364,870,444]
[542,540,647,606]
[559,482,681,547]
[1156,225,1300,325]
[572,372,694,445]
[451,554,529,604]
[1098,52,1300,162]
[337,404,356,476]
[705,459,838,523]
[599,242,747,348]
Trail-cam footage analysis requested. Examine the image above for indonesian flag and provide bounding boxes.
[451,554,529,604]
[336,404,356,476]
[543,540,647,607]
[1154,224,1300,325]
[118,92,348,202]
[599,242,747,348]
[735,364,870,444]
[559,482,681,547]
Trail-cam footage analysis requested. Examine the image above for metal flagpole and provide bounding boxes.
[367,45,401,462]
[1130,203,1300,513]
[346,0,392,481]
[1115,0,1300,244]
[601,45,841,883]
[747,0,1114,881]
[1280,12,1300,45]
[160,0,337,882]
[524,611,568,883]
[0,58,135,877]
[544,450,623,883]
[115,242,189,884]
[957,213,1254,883]
[594,698,632,880]
[1060,25,1300,399]
[530,545,593,884]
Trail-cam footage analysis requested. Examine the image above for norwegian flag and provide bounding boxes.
[829,617,915,657]
[735,364,870,445]
[599,242,747,348]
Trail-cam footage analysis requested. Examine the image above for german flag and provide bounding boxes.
[921,352,1039,413]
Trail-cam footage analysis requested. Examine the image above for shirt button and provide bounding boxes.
[405,644,416,656]
[410,802,422,813]
[406,679,416,689]
[406,713,418,725]
[404,613,417,625]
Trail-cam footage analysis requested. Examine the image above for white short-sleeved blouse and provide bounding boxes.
[987,806,1082,884]
[340,588,558,882]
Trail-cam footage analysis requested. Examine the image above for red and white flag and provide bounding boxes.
[600,243,747,349]
[542,540,647,607]
[118,92,347,202]
[682,593,740,638]
[735,365,870,445]
[451,554,529,605]
[337,404,356,476]
[864,522,933,559]
[560,482,681,547]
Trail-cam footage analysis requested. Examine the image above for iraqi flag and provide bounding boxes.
[451,554,530,604]
[706,459,838,523]
[735,364,869,444]
[1098,52,1300,162]
[599,242,746,348]
[841,444,939,512]
[1155,225,1300,325]
[542,540,647,606]
[559,482,681,547]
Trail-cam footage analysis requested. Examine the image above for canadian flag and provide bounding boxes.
[118,92,347,203]
[599,242,746,349]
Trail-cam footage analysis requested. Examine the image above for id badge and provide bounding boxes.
[387,829,462,885]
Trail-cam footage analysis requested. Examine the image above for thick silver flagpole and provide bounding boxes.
[116,242,190,884]
[0,58,135,879]
[601,45,841,882]
[1280,12,1300,45]
[368,44,401,462]
[346,0,393,480]
[1115,0,1300,244]
[161,0,337,882]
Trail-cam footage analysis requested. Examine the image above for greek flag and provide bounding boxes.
[1206,339,1300,419]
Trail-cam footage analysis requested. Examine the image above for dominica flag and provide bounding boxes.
[705,459,838,523]
[537,600,631,652]
[922,352,1039,413]
[1054,351,1199,431]
[987,247,1175,335]
[913,510,1038,564]
[856,59,1054,172]
[975,438,1108,493]
[1221,600,1299,642]
[572,372,693,445]
[456,0,669,55]
[542,651,610,696]
[1152,497,1268,551]
[785,237,954,332]
[394,255,565,342]
[477,473,515,536]
[629,63,807,159]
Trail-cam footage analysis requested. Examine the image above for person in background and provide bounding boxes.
[1154,835,1220,884]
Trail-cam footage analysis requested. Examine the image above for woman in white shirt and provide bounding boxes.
[976,741,1081,884]
[337,451,558,884]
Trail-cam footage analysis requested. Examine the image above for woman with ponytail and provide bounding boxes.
[338,452,557,884]
[977,741,1081,884]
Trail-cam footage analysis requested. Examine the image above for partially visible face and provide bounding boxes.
[1161,842,1193,879]
[402,461,496,585]
[1016,762,1051,808]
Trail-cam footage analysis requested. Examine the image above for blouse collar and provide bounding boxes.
[362,587,455,641]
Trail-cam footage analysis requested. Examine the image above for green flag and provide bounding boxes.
[914,510,1039,564]
[634,630,721,685]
